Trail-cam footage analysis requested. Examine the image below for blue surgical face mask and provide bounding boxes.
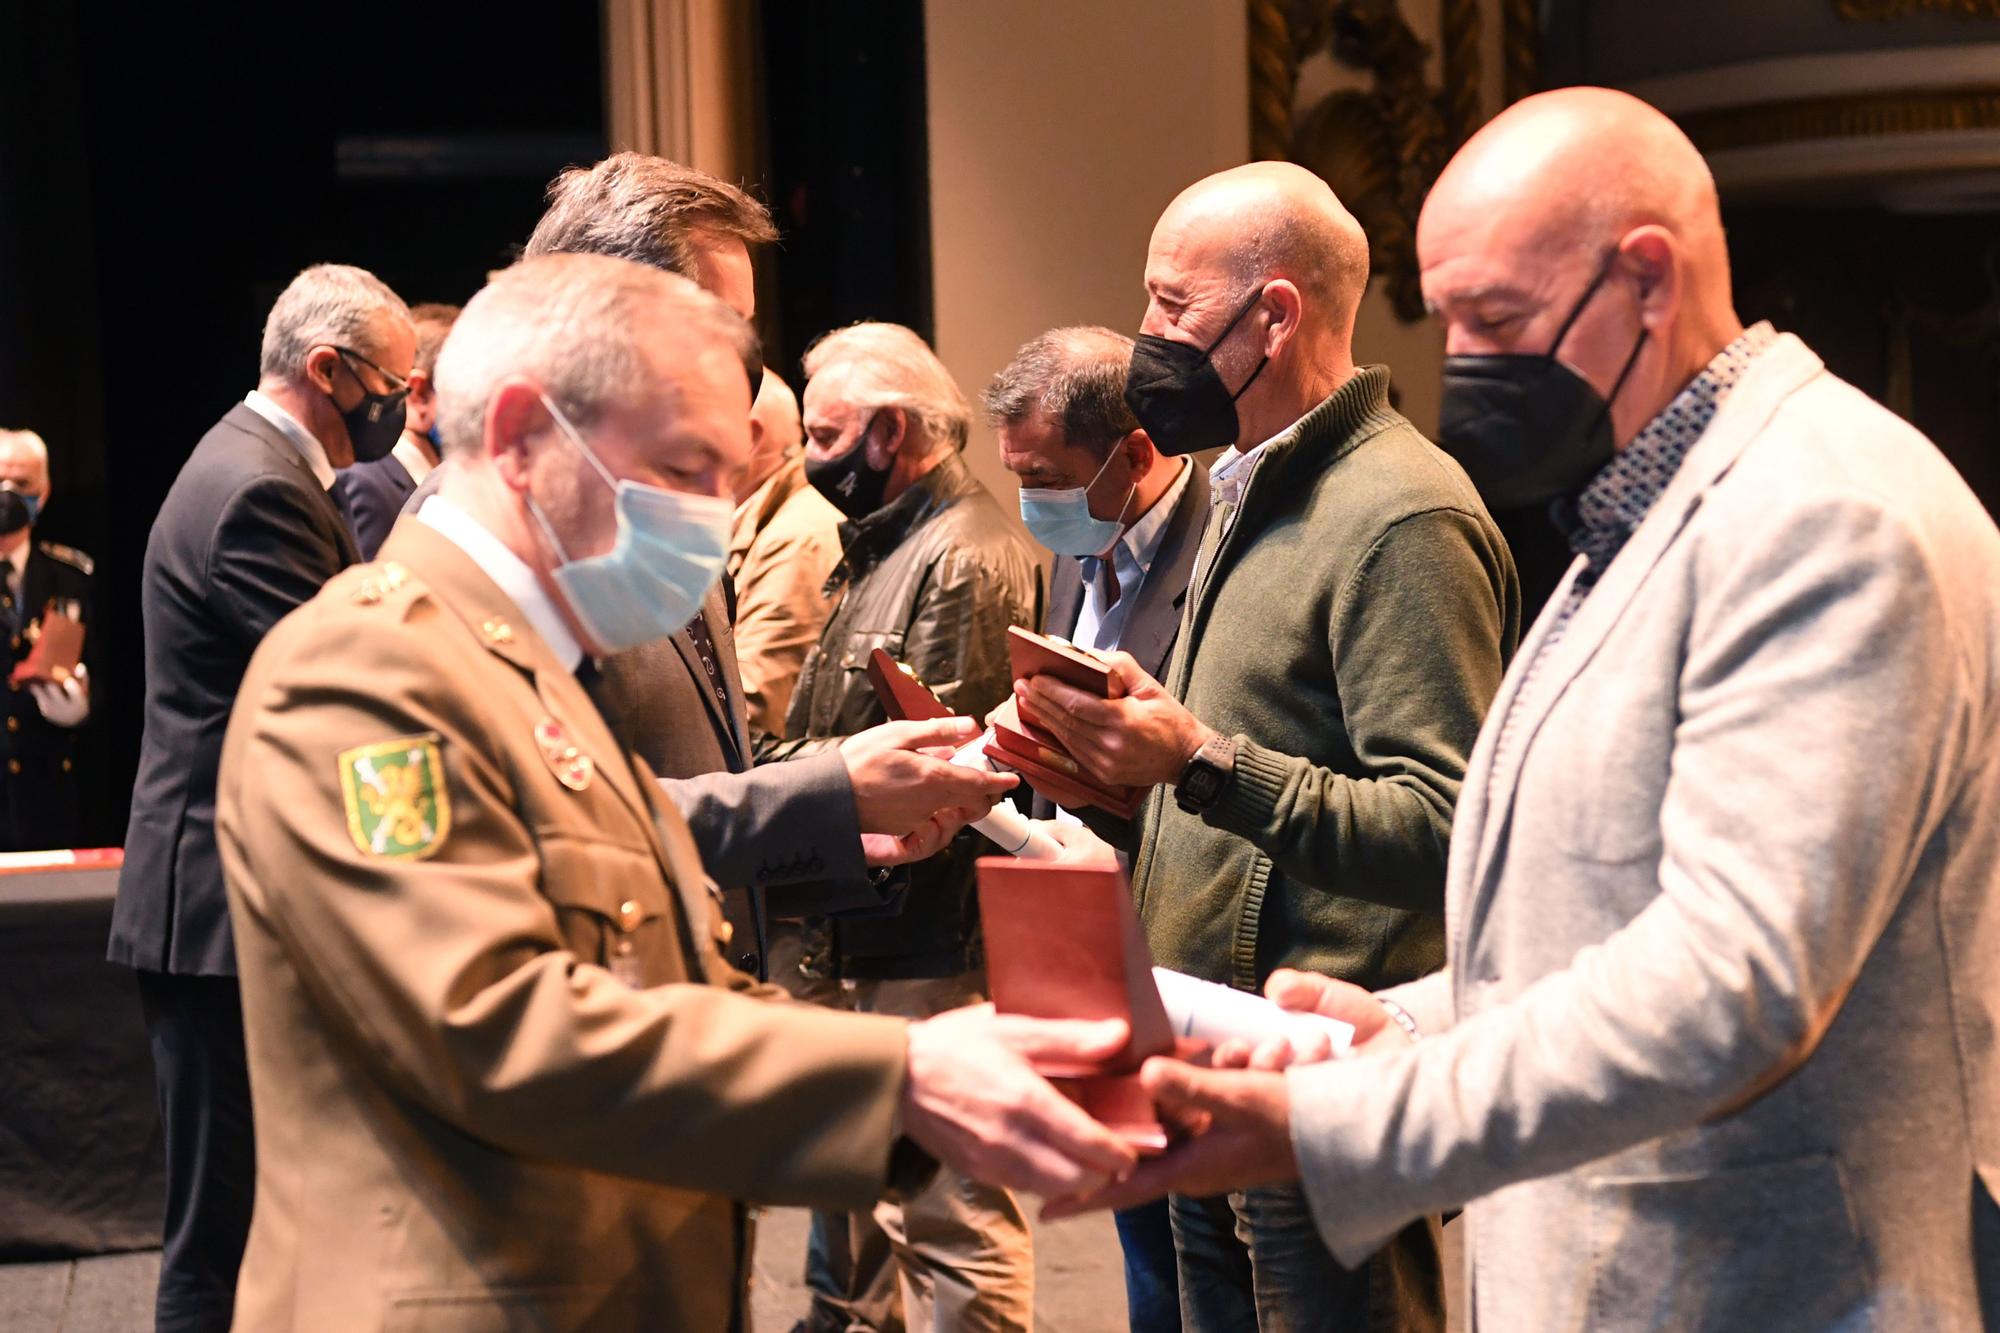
[1018,445,1135,557]
[523,394,734,653]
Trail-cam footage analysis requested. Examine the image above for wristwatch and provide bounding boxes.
[1174,732,1237,814]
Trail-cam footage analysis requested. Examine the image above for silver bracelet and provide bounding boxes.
[1375,995,1422,1043]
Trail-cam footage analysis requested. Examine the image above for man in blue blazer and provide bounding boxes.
[108,264,414,1333]
[335,302,458,559]
[986,326,1208,1333]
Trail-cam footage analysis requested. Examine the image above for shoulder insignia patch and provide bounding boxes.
[36,542,94,576]
[339,734,451,859]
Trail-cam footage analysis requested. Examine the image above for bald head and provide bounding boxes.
[1137,162,1372,450]
[1152,162,1370,330]
[1420,87,1745,457]
[739,368,803,502]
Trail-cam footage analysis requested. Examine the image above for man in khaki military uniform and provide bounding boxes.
[215,253,1136,1332]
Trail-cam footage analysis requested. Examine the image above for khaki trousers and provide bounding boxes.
[770,929,1034,1332]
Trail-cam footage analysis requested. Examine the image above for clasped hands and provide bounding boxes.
[900,964,1416,1215]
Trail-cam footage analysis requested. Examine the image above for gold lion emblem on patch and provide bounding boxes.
[338,734,451,859]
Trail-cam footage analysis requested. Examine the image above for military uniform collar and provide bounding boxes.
[400,496,583,674]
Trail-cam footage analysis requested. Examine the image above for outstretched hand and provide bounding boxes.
[842,717,1017,845]
[901,1004,1140,1199]
[1040,1057,1298,1219]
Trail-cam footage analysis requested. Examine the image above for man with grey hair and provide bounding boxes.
[108,262,414,1333]
[986,326,1208,1332]
[214,253,1137,1331]
[0,427,95,852]
[765,320,1044,1332]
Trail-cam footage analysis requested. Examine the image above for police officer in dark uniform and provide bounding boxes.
[0,429,93,852]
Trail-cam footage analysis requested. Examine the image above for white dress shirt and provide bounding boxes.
[416,494,585,672]
[243,390,337,490]
[392,433,437,488]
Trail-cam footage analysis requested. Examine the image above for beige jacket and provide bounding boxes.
[216,519,909,1332]
[728,457,842,738]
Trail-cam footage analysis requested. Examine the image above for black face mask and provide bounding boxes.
[0,488,34,536]
[804,411,894,520]
[1436,253,1647,510]
[332,348,410,464]
[1123,287,1272,456]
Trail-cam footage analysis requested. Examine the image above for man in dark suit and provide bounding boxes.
[334,301,459,559]
[985,325,1208,1332]
[519,154,1013,977]
[107,263,414,1333]
[0,428,94,851]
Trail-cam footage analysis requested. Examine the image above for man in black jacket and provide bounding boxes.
[334,301,458,558]
[107,263,414,1333]
[765,321,1043,1332]
[0,428,94,851]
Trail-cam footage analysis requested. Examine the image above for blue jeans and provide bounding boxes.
[1169,1187,1442,1333]
[1114,1200,1182,1332]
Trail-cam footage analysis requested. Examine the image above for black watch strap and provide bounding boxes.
[1174,732,1236,814]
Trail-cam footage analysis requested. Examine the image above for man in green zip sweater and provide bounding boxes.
[1020,162,1521,1333]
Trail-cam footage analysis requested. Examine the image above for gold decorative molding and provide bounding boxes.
[1835,0,2000,19]
[1249,0,1298,160]
[1501,0,1539,103]
[1679,87,2000,154]
[1262,0,1495,322]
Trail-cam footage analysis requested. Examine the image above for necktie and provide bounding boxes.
[1087,553,1122,614]
[682,613,733,722]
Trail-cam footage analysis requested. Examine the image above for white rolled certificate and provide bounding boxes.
[951,731,1064,860]
[1151,967,1354,1054]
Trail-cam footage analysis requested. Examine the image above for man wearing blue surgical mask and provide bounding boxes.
[214,253,1143,1332]
[986,325,1208,1333]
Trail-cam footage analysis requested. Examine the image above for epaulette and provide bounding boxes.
[36,541,94,576]
[347,560,415,608]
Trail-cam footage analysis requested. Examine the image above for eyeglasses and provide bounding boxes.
[329,345,412,402]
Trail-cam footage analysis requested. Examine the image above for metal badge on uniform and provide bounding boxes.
[609,939,646,989]
[533,718,593,792]
[338,734,451,859]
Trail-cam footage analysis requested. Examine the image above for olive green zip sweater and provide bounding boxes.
[1131,366,1520,993]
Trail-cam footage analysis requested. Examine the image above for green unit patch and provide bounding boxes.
[339,734,451,859]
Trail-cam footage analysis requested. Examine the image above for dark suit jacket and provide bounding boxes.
[1032,461,1210,822]
[1,539,94,850]
[108,401,359,976]
[333,445,422,560]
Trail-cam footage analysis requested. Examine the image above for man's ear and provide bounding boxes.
[303,345,341,396]
[484,379,552,492]
[867,407,907,470]
[406,368,433,404]
[1260,280,1304,361]
[1621,226,1679,336]
[1118,429,1153,484]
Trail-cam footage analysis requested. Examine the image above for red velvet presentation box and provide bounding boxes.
[977,857,1183,1153]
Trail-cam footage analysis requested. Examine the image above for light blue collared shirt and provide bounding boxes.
[1072,456,1193,656]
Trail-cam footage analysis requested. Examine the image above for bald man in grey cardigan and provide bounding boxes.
[1024,164,1520,1332]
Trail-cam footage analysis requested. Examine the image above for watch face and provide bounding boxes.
[1180,762,1222,809]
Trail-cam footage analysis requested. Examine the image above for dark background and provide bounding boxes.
[0,0,933,848]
